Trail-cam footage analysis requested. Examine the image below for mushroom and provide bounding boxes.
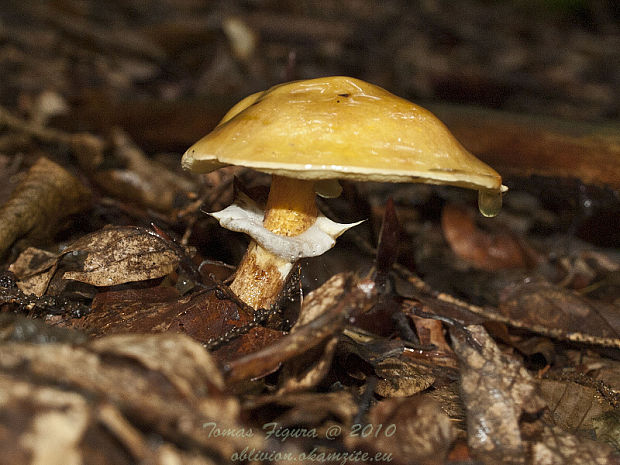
[183,76,505,309]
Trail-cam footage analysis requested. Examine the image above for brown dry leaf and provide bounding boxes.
[373,356,435,397]
[0,157,91,257]
[499,280,620,343]
[347,396,455,465]
[62,226,185,286]
[540,379,613,433]
[10,226,186,295]
[277,270,355,393]
[451,324,547,465]
[0,333,262,463]
[78,285,254,344]
[411,315,452,352]
[8,247,59,296]
[441,203,530,271]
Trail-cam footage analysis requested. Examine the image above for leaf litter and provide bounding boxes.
[0,2,619,463]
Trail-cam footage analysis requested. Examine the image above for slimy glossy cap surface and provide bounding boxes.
[182,76,503,192]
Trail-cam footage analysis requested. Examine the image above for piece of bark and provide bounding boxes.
[0,157,91,257]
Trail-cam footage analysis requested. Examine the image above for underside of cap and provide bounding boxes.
[182,76,503,192]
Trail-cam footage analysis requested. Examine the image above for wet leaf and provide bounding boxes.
[0,157,91,257]
[451,324,546,465]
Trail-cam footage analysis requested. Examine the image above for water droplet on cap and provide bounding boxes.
[478,189,502,217]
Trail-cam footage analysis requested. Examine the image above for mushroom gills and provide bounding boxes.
[477,189,503,217]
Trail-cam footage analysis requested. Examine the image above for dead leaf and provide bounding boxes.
[62,226,185,286]
[529,424,618,465]
[0,333,262,462]
[0,157,91,257]
[8,247,59,296]
[451,324,547,465]
[93,128,195,212]
[277,270,361,393]
[499,279,620,342]
[224,273,377,383]
[441,203,530,271]
[10,226,186,295]
[78,285,254,345]
[411,315,452,353]
[540,379,612,433]
[212,326,286,366]
[347,396,455,465]
[373,356,435,397]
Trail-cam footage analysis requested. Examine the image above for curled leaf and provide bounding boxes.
[451,324,546,465]
[62,226,184,286]
[10,226,185,294]
[0,157,91,257]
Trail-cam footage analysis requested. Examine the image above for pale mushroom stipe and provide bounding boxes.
[182,76,506,309]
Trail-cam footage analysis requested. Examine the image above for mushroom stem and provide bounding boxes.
[229,175,318,309]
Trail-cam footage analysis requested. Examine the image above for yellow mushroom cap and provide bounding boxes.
[182,76,503,192]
